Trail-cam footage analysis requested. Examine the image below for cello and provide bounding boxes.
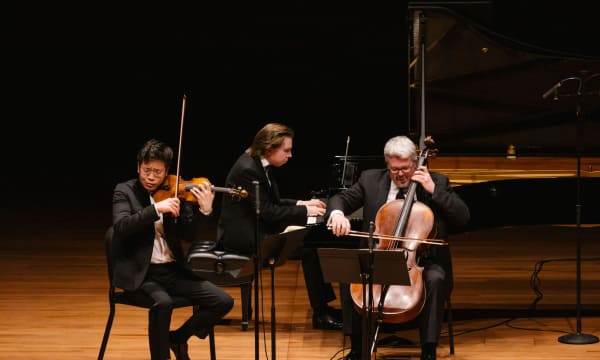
[350,136,439,329]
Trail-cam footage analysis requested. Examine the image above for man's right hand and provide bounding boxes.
[327,212,351,237]
[155,197,181,217]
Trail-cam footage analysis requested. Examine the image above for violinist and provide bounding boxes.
[111,138,233,360]
[327,135,470,360]
[218,123,344,330]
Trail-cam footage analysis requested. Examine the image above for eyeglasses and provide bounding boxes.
[140,166,166,177]
[388,166,414,174]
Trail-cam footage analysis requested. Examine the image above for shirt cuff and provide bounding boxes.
[199,207,212,216]
[326,210,345,225]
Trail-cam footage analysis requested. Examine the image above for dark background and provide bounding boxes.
[2,1,599,219]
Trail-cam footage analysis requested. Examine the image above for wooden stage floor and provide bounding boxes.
[2,209,600,360]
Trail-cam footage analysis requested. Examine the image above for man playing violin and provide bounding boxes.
[111,138,234,360]
[327,135,470,360]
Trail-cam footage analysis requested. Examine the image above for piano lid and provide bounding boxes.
[406,3,600,156]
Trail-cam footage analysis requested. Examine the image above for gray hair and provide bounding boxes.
[383,136,418,161]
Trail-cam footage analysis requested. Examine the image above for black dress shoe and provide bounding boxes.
[343,349,361,360]
[312,310,343,330]
[194,327,210,339]
[170,342,190,360]
[326,305,342,320]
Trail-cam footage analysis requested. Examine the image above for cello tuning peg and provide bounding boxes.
[423,136,435,147]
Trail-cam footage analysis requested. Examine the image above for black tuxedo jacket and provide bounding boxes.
[111,179,195,292]
[217,153,307,255]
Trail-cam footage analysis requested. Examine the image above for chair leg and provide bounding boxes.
[208,327,216,360]
[446,298,455,355]
[240,281,252,331]
[191,306,216,359]
[98,302,116,360]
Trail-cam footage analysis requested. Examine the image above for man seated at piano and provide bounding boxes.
[218,122,344,330]
[327,135,470,360]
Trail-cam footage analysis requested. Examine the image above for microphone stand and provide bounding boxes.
[544,73,599,345]
[252,180,261,360]
[361,222,375,360]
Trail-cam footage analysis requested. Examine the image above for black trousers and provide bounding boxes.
[300,224,361,312]
[141,262,234,360]
[301,247,337,311]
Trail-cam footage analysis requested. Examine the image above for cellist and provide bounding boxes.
[327,135,470,360]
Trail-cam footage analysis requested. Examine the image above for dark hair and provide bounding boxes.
[137,139,174,169]
[245,123,294,157]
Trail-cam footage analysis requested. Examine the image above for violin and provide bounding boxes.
[153,174,248,202]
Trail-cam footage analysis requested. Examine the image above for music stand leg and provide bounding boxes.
[253,255,260,360]
[269,260,277,360]
[360,275,370,360]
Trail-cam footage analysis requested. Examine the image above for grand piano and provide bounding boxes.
[306,2,600,246]
[406,3,600,229]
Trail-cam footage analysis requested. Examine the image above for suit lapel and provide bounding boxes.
[252,156,280,202]
[374,171,391,210]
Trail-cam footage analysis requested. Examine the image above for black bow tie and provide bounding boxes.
[396,190,404,200]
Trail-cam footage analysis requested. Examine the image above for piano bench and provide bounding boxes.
[187,241,253,331]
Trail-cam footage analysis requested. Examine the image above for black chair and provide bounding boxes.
[98,227,216,360]
[187,239,253,331]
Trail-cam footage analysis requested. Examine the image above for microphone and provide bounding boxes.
[542,81,562,100]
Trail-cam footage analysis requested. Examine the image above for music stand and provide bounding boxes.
[317,248,410,360]
[240,226,311,360]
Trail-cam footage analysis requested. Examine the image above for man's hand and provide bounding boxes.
[155,197,181,217]
[328,212,350,237]
[189,182,215,215]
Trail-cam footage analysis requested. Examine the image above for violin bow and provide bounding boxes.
[174,94,187,199]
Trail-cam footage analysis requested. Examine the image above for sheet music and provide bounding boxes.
[282,225,306,233]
